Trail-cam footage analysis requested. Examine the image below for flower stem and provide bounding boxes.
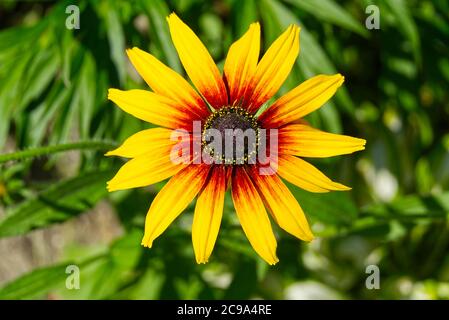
[0,140,117,165]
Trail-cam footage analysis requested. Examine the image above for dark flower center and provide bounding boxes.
[202,106,260,165]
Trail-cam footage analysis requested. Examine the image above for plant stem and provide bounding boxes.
[0,140,117,164]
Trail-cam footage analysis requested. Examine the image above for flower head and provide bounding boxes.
[106,13,366,265]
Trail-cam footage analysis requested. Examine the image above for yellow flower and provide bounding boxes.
[106,13,366,265]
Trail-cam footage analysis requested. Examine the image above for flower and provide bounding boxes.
[106,13,366,265]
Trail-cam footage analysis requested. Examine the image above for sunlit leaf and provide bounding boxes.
[0,254,103,299]
[0,263,72,299]
[289,183,358,226]
[105,7,127,84]
[231,0,258,37]
[143,0,183,73]
[286,0,368,37]
[0,169,115,237]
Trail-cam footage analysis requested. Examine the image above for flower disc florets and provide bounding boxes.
[202,106,260,165]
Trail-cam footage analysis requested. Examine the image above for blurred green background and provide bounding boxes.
[1,0,449,300]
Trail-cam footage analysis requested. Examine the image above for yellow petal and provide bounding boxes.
[105,128,186,158]
[167,13,228,108]
[244,25,300,113]
[192,165,226,264]
[279,124,366,158]
[142,164,210,248]
[259,74,344,127]
[247,166,314,241]
[108,89,197,130]
[277,154,350,193]
[231,167,279,265]
[126,47,209,119]
[224,23,260,106]
[107,147,188,192]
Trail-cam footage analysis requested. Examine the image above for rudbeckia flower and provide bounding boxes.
[106,13,366,265]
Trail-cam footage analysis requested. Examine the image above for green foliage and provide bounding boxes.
[0,263,74,299]
[0,169,116,237]
[0,0,448,300]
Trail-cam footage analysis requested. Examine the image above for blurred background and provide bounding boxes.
[0,0,449,299]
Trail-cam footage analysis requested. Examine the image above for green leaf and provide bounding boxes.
[363,191,449,220]
[0,169,115,237]
[87,260,128,299]
[26,82,74,146]
[289,183,358,226]
[105,7,126,84]
[260,0,344,133]
[143,0,183,73]
[259,0,354,125]
[112,268,165,300]
[110,229,143,269]
[384,0,421,65]
[232,0,258,36]
[0,263,71,299]
[77,53,97,139]
[0,255,103,299]
[286,0,368,37]
[0,49,33,146]
[0,22,47,55]
[86,231,144,299]
[18,47,60,112]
